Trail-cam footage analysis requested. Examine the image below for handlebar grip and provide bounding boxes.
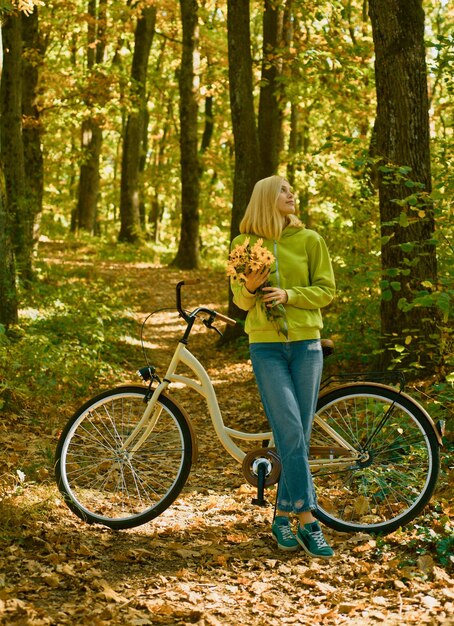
[215,312,237,326]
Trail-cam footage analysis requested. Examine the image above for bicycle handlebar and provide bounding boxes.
[212,311,237,326]
[176,280,237,330]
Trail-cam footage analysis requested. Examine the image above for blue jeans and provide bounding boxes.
[249,340,323,513]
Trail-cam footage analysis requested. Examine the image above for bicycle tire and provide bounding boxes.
[311,383,440,535]
[55,386,194,530]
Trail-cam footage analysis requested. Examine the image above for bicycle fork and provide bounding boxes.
[120,380,170,454]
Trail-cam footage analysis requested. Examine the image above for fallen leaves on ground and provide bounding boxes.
[1,498,453,625]
[0,252,452,625]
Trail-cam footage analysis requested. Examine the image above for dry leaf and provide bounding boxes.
[338,602,358,613]
[97,579,129,604]
[394,580,407,590]
[417,554,435,574]
[367,609,387,620]
[353,539,376,553]
[353,495,369,515]
[420,595,440,610]
[41,572,60,588]
[250,581,270,595]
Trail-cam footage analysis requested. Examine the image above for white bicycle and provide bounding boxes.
[55,281,443,535]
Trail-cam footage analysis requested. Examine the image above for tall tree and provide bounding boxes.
[74,0,107,235]
[369,0,440,372]
[227,0,261,243]
[200,94,214,156]
[0,167,17,326]
[258,0,285,178]
[222,0,262,340]
[21,7,45,255]
[0,12,32,282]
[119,4,157,243]
[172,0,200,268]
[0,2,43,323]
[285,11,314,225]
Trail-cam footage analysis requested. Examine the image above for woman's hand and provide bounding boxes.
[261,286,288,307]
[244,267,270,294]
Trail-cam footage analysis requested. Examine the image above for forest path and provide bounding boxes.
[0,247,452,625]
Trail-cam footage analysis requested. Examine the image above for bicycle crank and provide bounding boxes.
[242,448,281,507]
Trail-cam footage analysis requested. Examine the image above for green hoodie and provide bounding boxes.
[230,226,335,343]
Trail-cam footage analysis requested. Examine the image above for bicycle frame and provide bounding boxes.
[124,339,361,471]
[129,341,272,462]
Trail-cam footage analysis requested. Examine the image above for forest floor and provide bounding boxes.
[0,243,452,625]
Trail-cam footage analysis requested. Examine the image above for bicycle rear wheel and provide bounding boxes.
[55,386,194,530]
[311,383,440,535]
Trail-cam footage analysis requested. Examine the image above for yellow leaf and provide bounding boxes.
[417,554,435,574]
[97,579,128,603]
[354,495,369,515]
[41,572,60,588]
[59,564,77,577]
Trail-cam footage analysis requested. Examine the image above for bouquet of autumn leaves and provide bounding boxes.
[227,237,288,338]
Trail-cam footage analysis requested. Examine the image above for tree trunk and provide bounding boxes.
[222,0,262,341]
[258,0,284,178]
[200,94,214,155]
[74,0,106,235]
[284,10,313,226]
[172,0,200,269]
[119,5,156,243]
[76,119,103,232]
[227,0,261,242]
[139,107,150,229]
[21,8,44,269]
[0,13,32,282]
[369,0,440,374]
[0,166,17,326]
[288,102,312,226]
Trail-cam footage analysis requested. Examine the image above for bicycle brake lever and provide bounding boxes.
[202,318,223,337]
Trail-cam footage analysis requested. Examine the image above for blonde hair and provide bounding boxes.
[239,175,303,240]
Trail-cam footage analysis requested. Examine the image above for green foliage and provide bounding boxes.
[0,246,142,416]
[419,381,454,428]
[408,520,454,568]
[372,479,454,570]
[330,139,453,376]
[323,260,381,369]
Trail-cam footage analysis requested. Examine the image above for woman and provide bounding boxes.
[230,175,336,558]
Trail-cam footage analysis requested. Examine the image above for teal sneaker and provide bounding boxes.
[296,522,334,559]
[272,516,300,552]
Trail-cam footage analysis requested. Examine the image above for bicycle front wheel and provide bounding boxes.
[55,386,194,530]
[311,383,440,535]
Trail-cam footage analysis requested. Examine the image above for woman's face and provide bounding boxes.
[276,180,295,216]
